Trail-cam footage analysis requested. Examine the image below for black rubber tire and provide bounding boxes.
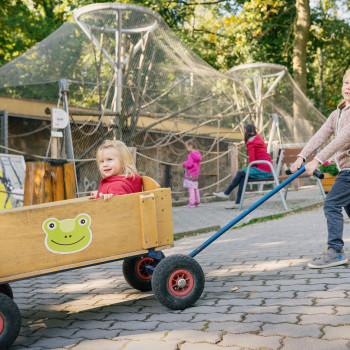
[122,252,165,292]
[0,293,21,349]
[0,284,13,299]
[151,254,205,310]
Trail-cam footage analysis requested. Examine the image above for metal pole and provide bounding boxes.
[0,110,8,154]
[267,113,279,154]
[188,166,306,258]
[113,9,123,140]
[60,79,79,195]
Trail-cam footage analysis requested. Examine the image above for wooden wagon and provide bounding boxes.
[0,176,175,348]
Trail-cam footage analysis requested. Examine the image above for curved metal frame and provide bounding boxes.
[73,3,162,27]
[72,3,159,138]
[228,62,288,74]
[238,156,288,211]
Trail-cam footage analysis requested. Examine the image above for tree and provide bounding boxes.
[308,0,350,114]
[0,0,68,66]
[0,0,349,113]
[292,0,310,95]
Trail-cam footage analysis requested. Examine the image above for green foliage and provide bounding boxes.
[307,0,350,114]
[0,0,349,112]
[0,0,66,66]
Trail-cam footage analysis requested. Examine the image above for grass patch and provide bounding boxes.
[174,202,323,240]
[174,225,221,240]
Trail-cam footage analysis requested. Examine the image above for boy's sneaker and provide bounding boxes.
[308,248,348,269]
[194,202,200,207]
[213,192,229,199]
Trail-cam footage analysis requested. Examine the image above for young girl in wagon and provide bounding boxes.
[90,140,142,201]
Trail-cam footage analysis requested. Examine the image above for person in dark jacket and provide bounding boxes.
[213,124,273,209]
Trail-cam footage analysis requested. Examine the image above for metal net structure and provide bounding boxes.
[0,4,326,199]
[227,63,327,148]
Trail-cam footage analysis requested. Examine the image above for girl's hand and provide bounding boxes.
[89,190,98,199]
[290,156,304,173]
[305,159,320,176]
[99,193,114,201]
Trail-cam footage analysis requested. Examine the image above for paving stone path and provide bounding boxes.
[10,199,350,350]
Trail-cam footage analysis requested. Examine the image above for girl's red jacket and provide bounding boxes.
[97,174,142,197]
[247,134,273,173]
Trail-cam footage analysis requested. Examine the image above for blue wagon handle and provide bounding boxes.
[152,165,324,310]
[189,166,323,258]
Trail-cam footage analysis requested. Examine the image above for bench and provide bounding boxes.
[276,148,325,197]
[239,149,287,210]
[238,147,326,210]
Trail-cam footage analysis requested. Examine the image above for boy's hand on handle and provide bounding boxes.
[89,190,98,199]
[99,193,114,201]
[286,164,324,179]
[305,159,321,176]
[290,156,304,173]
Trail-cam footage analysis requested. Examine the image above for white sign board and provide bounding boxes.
[52,108,69,129]
[0,154,26,208]
[51,130,63,138]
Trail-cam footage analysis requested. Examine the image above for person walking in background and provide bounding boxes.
[213,124,273,209]
[290,69,350,269]
[183,139,202,208]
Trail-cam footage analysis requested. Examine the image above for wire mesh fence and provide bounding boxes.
[0,3,327,203]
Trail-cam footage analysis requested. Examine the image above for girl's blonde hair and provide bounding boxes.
[343,69,350,82]
[96,140,137,177]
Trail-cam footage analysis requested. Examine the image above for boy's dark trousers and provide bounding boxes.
[324,170,350,252]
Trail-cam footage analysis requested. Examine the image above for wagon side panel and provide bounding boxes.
[0,194,140,281]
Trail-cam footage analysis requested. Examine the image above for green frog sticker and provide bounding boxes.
[42,213,92,254]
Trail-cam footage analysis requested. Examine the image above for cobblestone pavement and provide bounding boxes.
[9,187,350,350]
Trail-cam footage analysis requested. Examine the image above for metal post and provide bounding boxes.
[113,9,123,140]
[0,111,8,154]
[216,121,220,192]
[156,145,161,184]
[189,166,306,258]
[267,113,279,155]
[228,144,238,201]
[60,79,79,195]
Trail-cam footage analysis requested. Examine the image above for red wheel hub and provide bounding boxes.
[136,257,156,280]
[168,269,194,296]
[0,314,4,334]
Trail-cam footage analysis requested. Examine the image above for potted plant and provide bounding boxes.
[319,160,339,192]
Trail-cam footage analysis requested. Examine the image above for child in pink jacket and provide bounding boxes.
[183,140,202,207]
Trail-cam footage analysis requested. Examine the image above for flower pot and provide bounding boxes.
[321,173,337,193]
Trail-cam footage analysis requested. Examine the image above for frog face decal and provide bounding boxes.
[42,213,92,254]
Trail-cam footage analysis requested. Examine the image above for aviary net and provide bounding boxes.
[227,63,326,146]
[0,4,325,198]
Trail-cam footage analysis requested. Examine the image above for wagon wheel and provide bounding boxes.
[122,252,165,292]
[0,284,13,299]
[151,254,205,310]
[0,293,21,349]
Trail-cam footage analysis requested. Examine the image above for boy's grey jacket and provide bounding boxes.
[300,101,350,170]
